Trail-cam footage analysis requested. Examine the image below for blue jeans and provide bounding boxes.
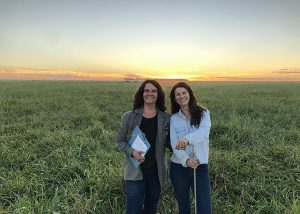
[125,174,161,214]
[170,162,212,214]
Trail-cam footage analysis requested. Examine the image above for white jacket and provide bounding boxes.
[170,109,211,167]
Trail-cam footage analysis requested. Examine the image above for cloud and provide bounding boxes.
[214,76,238,79]
[190,73,300,81]
[122,73,146,79]
[273,68,300,74]
[0,66,123,80]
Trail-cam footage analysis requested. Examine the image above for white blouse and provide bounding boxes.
[170,109,211,167]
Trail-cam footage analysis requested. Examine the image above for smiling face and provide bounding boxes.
[174,87,190,108]
[143,83,158,105]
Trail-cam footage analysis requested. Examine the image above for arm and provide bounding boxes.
[185,110,211,146]
[170,117,190,167]
[116,112,134,156]
[165,130,173,152]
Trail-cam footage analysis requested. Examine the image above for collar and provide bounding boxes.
[178,109,190,121]
[133,108,143,114]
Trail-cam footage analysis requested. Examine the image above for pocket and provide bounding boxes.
[163,127,169,137]
[175,126,187,138]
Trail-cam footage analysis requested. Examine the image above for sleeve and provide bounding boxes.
[116,112,134,156]
[185,110,211,146]
[165,131,173,152]
[170,116,190,167]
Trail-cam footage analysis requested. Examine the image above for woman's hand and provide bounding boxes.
[131,151,145,163]
[186,158,199,169]
[176,138,189,150]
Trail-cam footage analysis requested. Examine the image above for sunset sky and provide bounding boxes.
[0,0,299,81]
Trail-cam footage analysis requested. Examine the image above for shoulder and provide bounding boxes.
[121,108,143,121]
[171,111,179,117]
[170,112,180,121]
[122,108,142,116]
[121,110,135,121]
[162,111,170,118]
[158,111,170,127]
[199,109,210,121]
[158,110,170,119]
[122,110,132,117]
[203,109,210,116]
[200,109,211,126]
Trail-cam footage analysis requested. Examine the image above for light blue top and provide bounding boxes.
[170,109,211,167]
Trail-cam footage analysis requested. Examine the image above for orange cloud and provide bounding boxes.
[0,66,123,80]
[1,66,299,81]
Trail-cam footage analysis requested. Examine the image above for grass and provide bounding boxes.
[0,81,299,213]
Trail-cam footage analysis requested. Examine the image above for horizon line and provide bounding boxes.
[1,79,299,82]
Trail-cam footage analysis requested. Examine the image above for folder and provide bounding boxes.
[128,126,151,168]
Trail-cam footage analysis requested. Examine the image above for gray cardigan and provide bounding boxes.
[116,108,170,189]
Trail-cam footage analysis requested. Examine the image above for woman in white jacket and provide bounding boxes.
[169,82,212,214]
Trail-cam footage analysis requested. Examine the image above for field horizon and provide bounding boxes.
[0,81,299,213]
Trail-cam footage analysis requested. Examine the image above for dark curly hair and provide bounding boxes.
[133,80,166,112]
[170,82,206,127]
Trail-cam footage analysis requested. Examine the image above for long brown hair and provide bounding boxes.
[133,80,166,112]
[170,82,206,127]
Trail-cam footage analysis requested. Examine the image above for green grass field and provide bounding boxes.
[0,81,299,214]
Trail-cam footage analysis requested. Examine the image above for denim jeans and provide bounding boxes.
[125,174,161,214]
[170,162,212,214]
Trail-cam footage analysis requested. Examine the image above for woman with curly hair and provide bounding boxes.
[116,80,170,214]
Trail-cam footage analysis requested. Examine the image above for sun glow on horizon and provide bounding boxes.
[1,65,299,82]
